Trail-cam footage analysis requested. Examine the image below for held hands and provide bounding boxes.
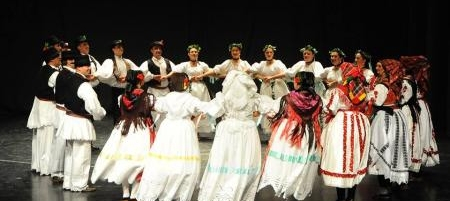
[118,76,126,83]
[262,76,273,83]
[85,74,97,81]
[153,75,163,81]
[191,75,203,82]
[325,79,337,88]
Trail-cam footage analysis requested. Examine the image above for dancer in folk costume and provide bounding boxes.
[91,70,155,201]
[27,47,61,176]
[249,44,290,137]
[353,50,374,83]
[400,56,439,167]
[197,70,274,201]
[286,44,326,98]
[367,59,410,198]
[163,44,216,139]
[136,73,209,201]
[398,70,422,179]
[320,64,371,201]
[319,48,353,128]
[58,55,106,192]
[257,71,322,200]
[49,49,76,184]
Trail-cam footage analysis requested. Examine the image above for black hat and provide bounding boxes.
[150,40,164,48]
[75,35,89,46]
[111,39,124,49]
[75,55,91,67]
[42,47,60,63]
[61,50,76,61]
[60,41,70,49]
[45,35,61,47]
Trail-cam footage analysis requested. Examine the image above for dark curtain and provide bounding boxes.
[1,0,448,136]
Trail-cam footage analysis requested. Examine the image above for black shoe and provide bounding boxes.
[51,176,63,184]
[79,186,96,192]
[91,145,100,151]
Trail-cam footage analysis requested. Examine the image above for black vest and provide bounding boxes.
[64,73,90,117]
[35,65,58,101]
[55,68,75,105]
[146,58,172,88]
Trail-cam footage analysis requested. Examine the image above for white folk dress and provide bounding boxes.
[173,61,216,137]
[320,87,371,188]
[368,83,410,184]
[250,60,289,136]
[136,91,208,201]
[197,70,274,201]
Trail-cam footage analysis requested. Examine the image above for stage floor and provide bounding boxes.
[0,115,448,201]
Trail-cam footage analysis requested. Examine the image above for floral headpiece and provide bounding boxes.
[228,43,243,51]
[263,44,277,52]
[183,77,190,90]
[300,44,318,54]
[329,47,346,58]
[187,44,201,52]
[136,73,144,81]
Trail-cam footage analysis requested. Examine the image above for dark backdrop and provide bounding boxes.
[2,0,449,136]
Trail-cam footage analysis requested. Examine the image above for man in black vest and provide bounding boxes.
[27,47,61,176]
[139,40,175,131]
[59,54,106,192]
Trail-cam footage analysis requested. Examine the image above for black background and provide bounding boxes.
[2,0,448,136]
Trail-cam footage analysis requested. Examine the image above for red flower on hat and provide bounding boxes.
[137,73,144,81]
[294,77,301,84]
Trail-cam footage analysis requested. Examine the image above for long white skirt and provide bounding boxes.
[369,109,410,184]
[418,100,440,167]
[136,118,201,201]
[258,119,320,200]
[198,118,261,201]
[91,121,151,185]
[320,111,371,188]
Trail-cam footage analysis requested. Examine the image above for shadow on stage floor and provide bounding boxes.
[0,115,448,201]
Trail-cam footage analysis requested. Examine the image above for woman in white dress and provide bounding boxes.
[320,64,371,201]
[250,44,289,137]
[367,60,409,198]
[91,70,155,201]
[353,50,374,84]
[164,44,216,139]
[136,73,209,201]
[197,70,274,201]
[257,71,322,200]
[399,55,439,167]
[286,45,326,98]
[399,73,422,178]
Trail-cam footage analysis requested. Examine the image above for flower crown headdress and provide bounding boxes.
[228,43,243,51]
[300,45,318,54]
[187,44,201,52]
[263,44,277,52]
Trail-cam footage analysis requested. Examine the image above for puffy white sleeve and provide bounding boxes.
[203,92,225,117]
[371,84,388,106]
[213,60,230,75]
[275,60,288,72]
[285,61,302,77]
[95,59,114,80]
[172,62,187,73]
[126,59,140,70]
[139,60,154,82]
[323,88,341,115]
[249,61,261,73]
[48,71,59,88]
[77,82,106,120]
[313,61,325,81]
[399,80,413,105]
